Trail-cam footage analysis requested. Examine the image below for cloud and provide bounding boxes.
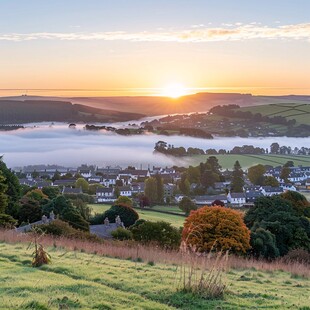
[0,23,310,43]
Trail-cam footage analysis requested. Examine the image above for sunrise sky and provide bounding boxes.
[1,0,310,96]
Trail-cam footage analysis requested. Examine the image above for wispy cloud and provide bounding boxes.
[1,23,310,43]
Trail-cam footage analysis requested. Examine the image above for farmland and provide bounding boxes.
[1,242,310,309]
[90,204,186,228]
[186,154,310,169]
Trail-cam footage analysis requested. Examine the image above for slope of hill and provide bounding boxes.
[0,100,145,124]
[3,93,310,117]
[1,242,309,309]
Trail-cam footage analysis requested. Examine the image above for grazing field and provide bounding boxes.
[1,242,310,309]
[187,154,310,169]
[239,102,310,125]
[89,204,186,228]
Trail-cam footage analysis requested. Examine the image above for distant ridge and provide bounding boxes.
[0,100,145,124]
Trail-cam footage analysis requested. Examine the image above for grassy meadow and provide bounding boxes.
[239,102,310,125]
[187,154,310,169]
[90,204,186,228]
[1,241,310,309]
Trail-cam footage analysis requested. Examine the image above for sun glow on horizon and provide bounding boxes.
[160,83,189,98]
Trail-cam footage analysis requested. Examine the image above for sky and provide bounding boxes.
[1,0,310,96]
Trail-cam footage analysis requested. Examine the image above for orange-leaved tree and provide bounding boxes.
[182,206,250,254]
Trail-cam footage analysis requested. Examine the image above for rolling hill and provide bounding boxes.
[0,100,145,124]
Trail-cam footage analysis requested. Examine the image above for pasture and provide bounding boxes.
[1,242,310,309]
[187,154,310,169]
[89,204,186,228]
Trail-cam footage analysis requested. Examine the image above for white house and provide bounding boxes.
[259,186,283,196]
[96,188,115,203]
[227,192,246,207]
[119,186,132,197]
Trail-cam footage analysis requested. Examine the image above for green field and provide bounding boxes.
[186,154,310,169]
[1,242,310,309]
[239,102,310,125]
[89,204,186,228]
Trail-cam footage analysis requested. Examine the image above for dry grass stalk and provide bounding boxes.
[1,229,309,278]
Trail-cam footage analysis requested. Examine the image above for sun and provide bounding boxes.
[161,83,188,98]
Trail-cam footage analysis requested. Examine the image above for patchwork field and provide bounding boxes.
[187,154,310,169]
[239,102,310,125]
[89,204,186,228]
[1,242,310,309]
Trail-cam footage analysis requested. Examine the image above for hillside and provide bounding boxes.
[3,93,310,117]
[1,242,310,309]
[0,100,145,124]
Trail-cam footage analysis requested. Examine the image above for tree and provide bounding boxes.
[179,197,197,216]
[26,189,48,203]
[88,184,104,195]
[0,171,8,214]
[264,176,279,187]
[0,213,17,228]
[179,173,190,195]
[244,196,310,257]
[75,178,89,193]
[270,142,280,154]
[19,197,42,224]
[284,161,294,168]
[231,161,244,193]
[114,186,120,198]
[103,204,139,227]
[0,158,21,217]
[248,164,266,185]
[280,191,310,217]
[131,221,181,249]
[144,177,158,204]
[280,166,290,182]
[182,206,251,254]
[138,195,150,208]
[211,199,225,207]
[187,166,201,184]
[42,186,60,199]
[154,174,164,203]
[115,196,133,207]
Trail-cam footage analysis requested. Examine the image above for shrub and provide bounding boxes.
[131,221,181,249]
[282,248,310,265]
[182,206,251,254]
[111,227,133,240]
[179,197,197,215]
[0,213,17,228]
[38,219,101,242]
[115,196,133,207]
[103,204,139,227]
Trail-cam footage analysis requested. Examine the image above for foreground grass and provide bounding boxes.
[90,204,185,228]
[0,242,310,309]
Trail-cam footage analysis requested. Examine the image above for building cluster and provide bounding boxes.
[17,164,180,202]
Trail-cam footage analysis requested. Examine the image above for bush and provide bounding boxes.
[179,197,197,215]
[282,248,310,265]
[103,204,139,227]
[0,213,17,228]
[182,206,251,254]
[111,227,133,240]
[38,220,101,242]
[115,196,133,207]
[280,191,310,217]
[131,221,181,249]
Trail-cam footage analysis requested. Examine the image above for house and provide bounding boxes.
[174,194,185,203]
[88,174,102,183]
[119,186,132,197]
[96,167,121,175]
[96,188,115,203]
[227,192,246,207]
[245,190,264,203]
[194,195,227,206]
[62,187,83,195]
[79,169,92,178]
[119,169,150,179]
[131,182,145,194]
[259,186,283,196]
[101,175,118,187]
[53,179,77,187]
[119,175,132,185]
[164,183,175,198]
[280,184,297,192]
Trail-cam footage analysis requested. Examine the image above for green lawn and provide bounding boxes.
[186,154,310,169]
[89,204,186,228]
[1,242,310,309]
[239,102,310,125]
